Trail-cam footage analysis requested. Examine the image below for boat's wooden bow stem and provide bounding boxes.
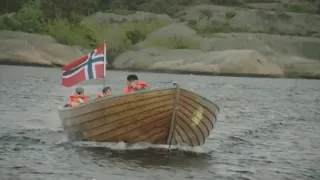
[166,83,180,150]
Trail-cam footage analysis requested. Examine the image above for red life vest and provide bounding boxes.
[69,94,89,106]
[123,81,148,94]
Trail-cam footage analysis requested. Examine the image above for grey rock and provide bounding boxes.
[0,31,86,66]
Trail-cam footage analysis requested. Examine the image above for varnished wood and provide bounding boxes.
[166,83,180,147]
[58,86,220,147]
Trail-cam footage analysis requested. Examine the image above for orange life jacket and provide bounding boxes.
[123,81,148,94]
[69,94,89,106]
[97,93,104,98]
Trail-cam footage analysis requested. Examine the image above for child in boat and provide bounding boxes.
[98,86,112,98]
[64,87,89,107]
[123,74,148,94]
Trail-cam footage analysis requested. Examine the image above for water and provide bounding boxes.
[0,65,319,180]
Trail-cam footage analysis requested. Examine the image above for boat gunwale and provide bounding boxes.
[58,86,219,114]
[180,88,220,113]
[58,87,175,112]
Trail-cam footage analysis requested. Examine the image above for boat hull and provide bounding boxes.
[58,86,219,147]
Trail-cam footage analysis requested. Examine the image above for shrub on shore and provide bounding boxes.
[1,0,319,65]
[0,0,170,63]
[81,17,169,63]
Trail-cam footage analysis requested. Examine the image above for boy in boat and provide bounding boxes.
[98,86,112,98]
[64,87,89,107]
[123,74,148,94]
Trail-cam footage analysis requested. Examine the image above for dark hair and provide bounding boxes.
[127,74,138,81]
[102,86,111,93]
[75,87,84,95]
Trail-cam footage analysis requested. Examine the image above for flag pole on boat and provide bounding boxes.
[103,40,107,88]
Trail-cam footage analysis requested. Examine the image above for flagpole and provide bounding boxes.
[103,40,107,88]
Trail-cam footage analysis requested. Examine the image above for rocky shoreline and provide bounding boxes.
[1,3,320,80]
[110,68,320,80]
[0,60,62,68]
[2,62,320,80]
[2,29,319,80]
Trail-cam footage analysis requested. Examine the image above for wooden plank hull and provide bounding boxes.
[58,86,219,147]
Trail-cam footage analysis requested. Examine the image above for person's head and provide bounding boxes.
[75,87,85,97]
[102,86,112,95]
[126,74,138,85]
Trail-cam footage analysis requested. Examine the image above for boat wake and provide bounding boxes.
[56,140,212,154]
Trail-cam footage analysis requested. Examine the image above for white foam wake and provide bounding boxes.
[56,139,211,154]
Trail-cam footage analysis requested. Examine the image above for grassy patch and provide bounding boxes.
[0,2,173,64]
[144,35,201,49]
[225,11,236,19]
[277,12,291,21]
[104,9,135,15]
[81,17,169,63]
[198,8,213,18]
[268,25,278,33]
[43,18,96,48]
[209,0,245,6]
[286,3,307,13]
[187,18,233,35]
[82,17,169,45]
[0,3,97,49]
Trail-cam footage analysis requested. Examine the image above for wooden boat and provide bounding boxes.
[58,84,220,147]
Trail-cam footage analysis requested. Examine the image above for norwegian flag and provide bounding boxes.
[61,43,106,87]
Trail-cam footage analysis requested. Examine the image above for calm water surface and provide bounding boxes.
[0,65,319,180]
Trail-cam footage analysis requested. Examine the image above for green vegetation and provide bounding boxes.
[198,8,213,19]
[81,17,169,61]
[0,0,172,62]
[0,0,211,60]
[286,3,307,13]
[104,9,135,15]
[187,17,255,36]
[0,0,99,48]
[188,19,232,35]
[0,0,319,63]
[225,11,236,19]
[283,2,319,14]
[143,35,201,49]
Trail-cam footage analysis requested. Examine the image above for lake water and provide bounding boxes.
[0,65,319,180]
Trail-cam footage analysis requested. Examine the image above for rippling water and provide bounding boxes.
[0,65,319,180]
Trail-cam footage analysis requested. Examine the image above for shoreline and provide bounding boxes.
[0,61,62,68]
[111,68,320,80]
[1,62,320,80]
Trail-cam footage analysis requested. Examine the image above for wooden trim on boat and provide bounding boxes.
[58,87,174,112]
[166,83,180,147]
